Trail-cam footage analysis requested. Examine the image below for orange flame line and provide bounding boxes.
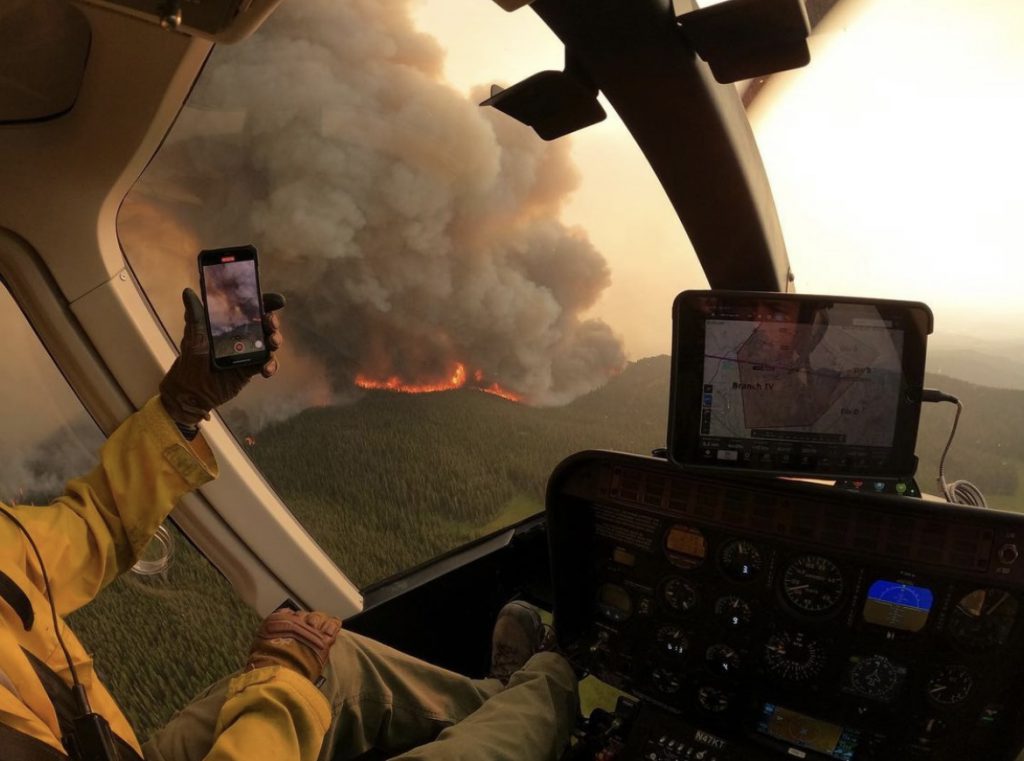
[355,362,523,402]
[355,363,468,394]
[481,383,523,402]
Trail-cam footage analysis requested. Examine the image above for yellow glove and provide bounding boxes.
[159,287,284,427]
[246,610,343,683]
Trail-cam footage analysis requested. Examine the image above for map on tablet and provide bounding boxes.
[670,292,932,479]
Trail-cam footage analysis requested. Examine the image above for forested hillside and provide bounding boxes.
[927,348,1024,391]
[247,357,671,588]
[915,373,1023,501]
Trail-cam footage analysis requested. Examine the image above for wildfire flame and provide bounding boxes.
[355,362,523,402]
[480,383,521,402]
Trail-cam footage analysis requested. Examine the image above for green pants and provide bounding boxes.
[142,629,579,761]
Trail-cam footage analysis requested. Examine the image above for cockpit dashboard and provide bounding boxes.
[548,451,1024,761]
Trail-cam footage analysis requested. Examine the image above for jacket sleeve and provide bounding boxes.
[203,666,332,761]
[2,395,217,615]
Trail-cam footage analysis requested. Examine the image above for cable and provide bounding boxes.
[922,389,988,507]
[0,504,86,699]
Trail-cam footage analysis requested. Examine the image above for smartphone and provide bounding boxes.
[198,245,269,370]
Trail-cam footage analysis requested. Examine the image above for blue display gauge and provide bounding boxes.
[863,580,934,632]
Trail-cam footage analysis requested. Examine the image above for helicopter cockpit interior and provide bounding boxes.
[546,291,1024,760]
[2,0,1022,760]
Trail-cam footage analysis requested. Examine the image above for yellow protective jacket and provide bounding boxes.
[0,396,331,760]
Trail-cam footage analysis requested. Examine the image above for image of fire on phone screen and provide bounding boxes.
[198,245,269,370]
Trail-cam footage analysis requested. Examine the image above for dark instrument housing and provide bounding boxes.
[548,451,1024,761]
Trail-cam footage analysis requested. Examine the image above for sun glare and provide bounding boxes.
[750,0,1024,335]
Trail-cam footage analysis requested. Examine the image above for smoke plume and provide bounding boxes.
[1,421,105,505]
[120,0,625,417]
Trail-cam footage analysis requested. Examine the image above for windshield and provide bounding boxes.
[749,0,1023,509]
[118,0,703,587]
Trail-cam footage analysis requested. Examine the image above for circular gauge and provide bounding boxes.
[656,625,690,660]
[652,668,682,695]
[720,539,763,581]
[849,655,903,702]
[596,583,632,623]
[947,588,1019,652]
[662,577,699,614]
[706,643,741,676]
[764,631,827,681]
[697,685,730,714]
[715,596,754,629]
[781,555,845,615]
[664,525,708,569]
[926,665,974,706]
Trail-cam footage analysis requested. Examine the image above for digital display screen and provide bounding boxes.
[664,525,707,569]
[202,258,265,360]
[757,703,859,761]
[669,291,932,479]
[863,580,933,632]
[702,306,903,458]
[612,547,636,567]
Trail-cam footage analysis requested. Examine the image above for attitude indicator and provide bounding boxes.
[863,580,933,632]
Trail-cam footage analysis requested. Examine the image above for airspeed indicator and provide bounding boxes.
[782,555,845,615]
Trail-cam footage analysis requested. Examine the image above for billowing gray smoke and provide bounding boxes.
[0,421,104,506]
[121,0,625,414]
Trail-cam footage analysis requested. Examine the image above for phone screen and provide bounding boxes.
[200,251,266,366]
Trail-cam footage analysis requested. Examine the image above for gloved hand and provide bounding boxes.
[159,287,285,427]
[246,609,343,683]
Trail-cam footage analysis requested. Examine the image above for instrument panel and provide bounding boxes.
[547,452,1024,761]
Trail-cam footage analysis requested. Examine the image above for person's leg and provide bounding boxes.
[143,629,502,761]
[388,651,578,761]
[145,602,567,761]
[317,629,504,760]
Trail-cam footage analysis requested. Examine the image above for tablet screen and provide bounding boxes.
[669,292,932,479]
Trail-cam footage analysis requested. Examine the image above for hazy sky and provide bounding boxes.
[751,0,1024,340]
[412,0,1024,354]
